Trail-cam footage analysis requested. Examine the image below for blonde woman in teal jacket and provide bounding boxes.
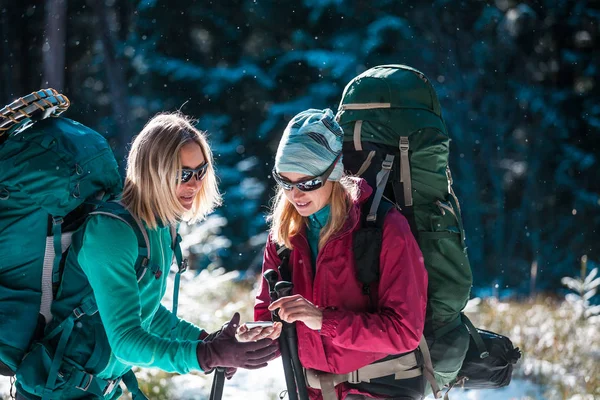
[16,113,279,399]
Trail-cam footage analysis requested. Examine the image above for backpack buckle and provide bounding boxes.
[348,369,360,384]
[73,307,84,319]
[75,372,93,392]
[179,259,188,274]
[381,159,393,170]
[103,378,119,396]
[399,137,409,151]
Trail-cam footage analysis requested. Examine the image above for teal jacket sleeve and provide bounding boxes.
[78,215,202,373]
[149,304,204,341]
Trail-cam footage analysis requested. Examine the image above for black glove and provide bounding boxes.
[196,313,278,372]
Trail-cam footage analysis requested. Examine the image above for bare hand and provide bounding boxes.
[236,322,283,342]
[267,294,323,331]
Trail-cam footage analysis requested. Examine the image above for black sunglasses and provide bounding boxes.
[272,153,342,192]
[179,162,209,183]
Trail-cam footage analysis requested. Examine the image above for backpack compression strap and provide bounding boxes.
[38,216,73,325]
[41,293,99,400]
[366,155,394,223]
[398,137,412,207]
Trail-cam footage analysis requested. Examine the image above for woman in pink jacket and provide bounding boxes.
[252,109,429,400]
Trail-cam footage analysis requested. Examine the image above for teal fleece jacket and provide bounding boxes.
[76,214,203,379]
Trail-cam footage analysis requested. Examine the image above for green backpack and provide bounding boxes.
[336,65,477,390]
[0,90,184,399]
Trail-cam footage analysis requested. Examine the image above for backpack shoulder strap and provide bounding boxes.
[353,199,396,309]
[373,199,396,229]
[168,224,187,339]
[89,201,151,282]
[365,154,395,224]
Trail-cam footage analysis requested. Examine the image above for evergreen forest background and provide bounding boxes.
[1,0,599,297]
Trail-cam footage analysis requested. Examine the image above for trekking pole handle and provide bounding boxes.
[263,269,280,302]
[274,280,293,298]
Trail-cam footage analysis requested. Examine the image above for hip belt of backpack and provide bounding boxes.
[302,336,441,400]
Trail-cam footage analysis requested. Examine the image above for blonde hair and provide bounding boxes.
[269,176,360,250]
[121,112,222,229]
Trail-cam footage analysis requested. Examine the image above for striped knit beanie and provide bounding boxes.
[274,108,344,180]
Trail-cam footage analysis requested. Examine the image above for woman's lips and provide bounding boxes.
[295,201,310,209]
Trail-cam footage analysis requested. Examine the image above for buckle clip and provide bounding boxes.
[382,159,394,170]
[179,259,188,274]
[75,373,93,392]
[399,137,409,151]
[103,379,118,396]
[348,369,360,384]
[73,307,84,319]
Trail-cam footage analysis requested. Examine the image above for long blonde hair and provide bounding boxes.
[269,176,360,250]
[121,112,222,229]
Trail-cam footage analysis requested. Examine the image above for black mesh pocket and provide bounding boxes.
[456,329,521,389]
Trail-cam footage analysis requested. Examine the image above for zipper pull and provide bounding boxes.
[436,200,446,215]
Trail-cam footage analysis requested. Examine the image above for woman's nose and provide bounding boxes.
[291,187,305,199]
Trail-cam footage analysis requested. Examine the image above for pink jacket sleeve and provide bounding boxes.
[319,210,428,354]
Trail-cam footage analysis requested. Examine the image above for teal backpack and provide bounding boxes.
[0,89,122,376]
[0,90,186,399]
[335,65,516,393]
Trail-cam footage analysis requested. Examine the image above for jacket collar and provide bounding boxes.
[308,204,331,230]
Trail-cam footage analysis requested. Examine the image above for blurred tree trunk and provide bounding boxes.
[0,0,12,101]
[0,2,22,101]
[90,0,131,170]
[42,0,67,90]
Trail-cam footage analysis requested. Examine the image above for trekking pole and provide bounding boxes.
[263,270,300,400]
[208,367,226,400]
[274,281,309,400]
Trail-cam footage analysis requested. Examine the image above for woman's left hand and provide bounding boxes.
[268,294,323,331]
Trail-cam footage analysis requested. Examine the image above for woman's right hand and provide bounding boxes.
[196,313,279,371]
[236,321,283,342]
